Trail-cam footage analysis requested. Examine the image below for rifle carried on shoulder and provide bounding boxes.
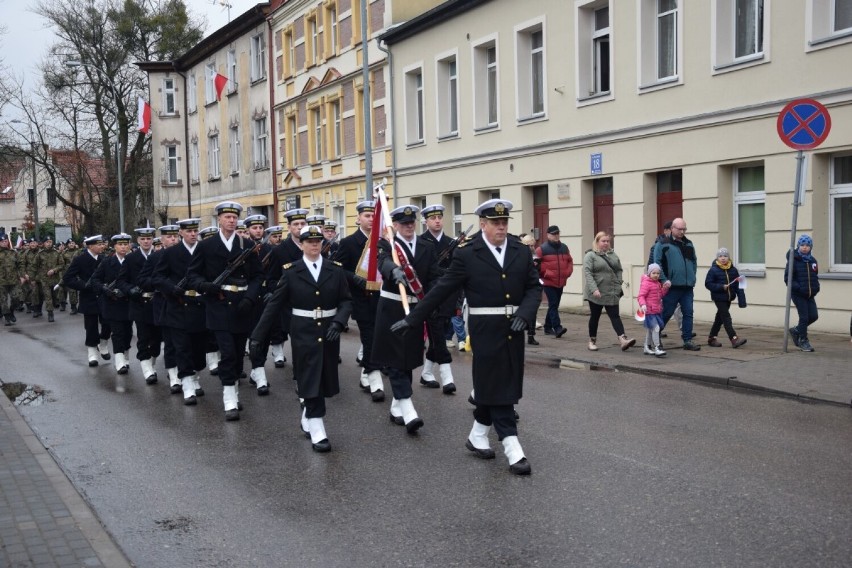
[437,224,473,267]
[212,237,263,288]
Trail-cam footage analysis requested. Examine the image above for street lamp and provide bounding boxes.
[65,59,125,233]
[9,119,40,240]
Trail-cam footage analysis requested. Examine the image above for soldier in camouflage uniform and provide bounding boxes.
[21,239,40,313]
[34,235,65,322]
[59,239,80,313]
[0,233,22,326]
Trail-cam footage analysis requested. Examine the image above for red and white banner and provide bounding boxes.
[356,184,388,290]
[137,97,151,134]
[214,72,229,101]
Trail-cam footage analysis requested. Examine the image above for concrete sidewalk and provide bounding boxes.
[0,391,132,568]
[522,307,852,407]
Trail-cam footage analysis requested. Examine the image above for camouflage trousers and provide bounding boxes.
[0,284,20,315]
[38,281,60,313]
[22,280,40,306]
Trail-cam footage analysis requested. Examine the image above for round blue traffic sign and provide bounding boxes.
[776,98,831,150]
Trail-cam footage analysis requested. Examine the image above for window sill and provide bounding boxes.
[577,91,613,107]
[161,181,183,188]
[808,29,852,50]
[405,140,426,149]
[517,113,546,125]
[473,124,499,135]
[250,77,267,86]
[739,269,765,278]
[437,132,460,142]
[253,165,270,172]
[713,53,767,74]
[638,76,682,93]
[208,176,221,182]
[227,90,238,98]
[188,109,197,116]
[159,112,181,118]
[205,100,218,108]
[230,171,240,177]
[821,272,852,280]
[190,180,200,186]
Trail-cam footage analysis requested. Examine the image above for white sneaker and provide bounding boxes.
[446,339,456,348]
[458,340,467,352]
[643,344,655,355]
[654,346,667,357]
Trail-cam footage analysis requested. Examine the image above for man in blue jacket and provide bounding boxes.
[653,217,701,351]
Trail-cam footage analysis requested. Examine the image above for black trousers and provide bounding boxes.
[357,318,380,373]
[425,316,452,364]
[170,327,206,379]
[161,327,178,368]
[109,320,133,354]
[134,321,162,361]
[709,300,737,339]
[214,330,248,387]
[84,314,111,347]
[473,404,518,440]
[792,296,819,339]
[588,302,625,338]
[303,396,327,419]
[387,367,413,400]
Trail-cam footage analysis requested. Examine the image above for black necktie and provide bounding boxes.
[496,247,502,253]
[408,242,414,250]
[313,263,317,269]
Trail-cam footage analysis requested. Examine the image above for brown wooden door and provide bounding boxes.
[594,194,614,239]
[533,204,549,246]
[657,191,683,234]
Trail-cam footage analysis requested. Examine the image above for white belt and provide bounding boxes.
[141,292,154,299]
[380,289,418,303]
[468,305,519,316]
[292,308,338,319]
[184,290,200,297]
[220,285,248,292]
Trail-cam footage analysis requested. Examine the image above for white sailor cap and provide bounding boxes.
[355,200,375,213]
[264,225,283,236]
[199,226,219,239]
[244,214,267,227]
[390,205,420,223]
[421,204,445,218]
[214,201,243,216]
[110,233,132,244]
[306,214,326,226]
[299,225,325,241]
[177,218,201,230]
[134,226,156,237]
[474,199,513,219]
[158,225,180,236]
[284,208,309,222]
[84,235,104,245]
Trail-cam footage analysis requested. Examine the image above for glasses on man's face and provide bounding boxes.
[673,226,687,231]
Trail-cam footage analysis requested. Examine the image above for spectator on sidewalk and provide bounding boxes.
[704,247,747,348]
[445,292,468,351]
[582,231,635,351]
[784,234,820,352]
[520,233,540,345]
[653,217,701,351]
[649,220,684,336]
[638,263,669,357]
[536,225,573,338]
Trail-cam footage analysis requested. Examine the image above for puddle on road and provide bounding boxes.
[559,359,617,372]
[1,382,49,406]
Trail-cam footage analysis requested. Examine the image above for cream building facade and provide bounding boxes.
[140,4,275,227]
[381,0,852,334]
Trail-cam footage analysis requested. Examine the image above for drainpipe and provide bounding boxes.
[376,38,397,202]
[361,0,373,199]
[174,66,193,218]
[267,15,279,221]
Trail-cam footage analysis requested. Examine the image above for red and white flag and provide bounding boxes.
[356,184,389,290]
[137,97,151,134]
[214,72,229,101]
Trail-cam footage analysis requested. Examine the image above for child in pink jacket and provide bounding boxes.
[638,263,670,357]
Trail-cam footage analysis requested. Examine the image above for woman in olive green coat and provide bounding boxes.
[582,232,636,351]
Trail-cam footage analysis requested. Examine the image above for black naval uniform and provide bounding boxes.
[420,230,456,367]
[335,228,380,375]
[117,248,162,367]
[399,233,541,440]
[252,257,352,418]
[138,248,177,377]
[63,249,111,349]
[91,254,132,360]
[186,232,263,389]
[372,236,441,400]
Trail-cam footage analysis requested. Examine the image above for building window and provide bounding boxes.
[734,165,765,268]
[325,4,338,57]
[188,73,197,112]
[332,204,345,232]
[251,34,266,82]
[253,117,268,169]
[515,21,545,120]
[163,78,176,115]
[308,16,319,66]
[209,135,221,179]
[205,63,216,104]
[830,153,852,270]
[311,107,324,162]
[165,145,179,184]
[576,1,612,101]
[331,100,342,158]
[451,193,462,236]
[229,125,240,174]
[46,185,57,206]
[639,0,681,87]
[436,53,459,138]
[808,0,852,47]
[287,115,298,167]
[404,66,425,145]
[473,38,499,130]
[283,28,295,77]
[227,50,237,93]
[190,140,199,182]
[713,0,767,70]
[836,0,852,32]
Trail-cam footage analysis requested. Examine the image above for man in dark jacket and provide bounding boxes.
[653,217,701,351]
[535,225,573,337]
[62,235,112,366]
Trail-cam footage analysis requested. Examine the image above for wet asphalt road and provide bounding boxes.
[2,314,852,567]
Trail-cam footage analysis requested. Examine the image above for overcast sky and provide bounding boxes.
[2,0,246,90]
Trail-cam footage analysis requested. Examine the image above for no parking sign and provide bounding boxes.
[776,98,831,150]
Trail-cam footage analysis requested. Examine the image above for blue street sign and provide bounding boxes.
[590,153,603,175]
[776,98,831,150]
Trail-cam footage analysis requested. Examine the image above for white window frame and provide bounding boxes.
[311,107,324,162]
[829,152,852,271]
[328,5,338,56]
[515,17,546,122]
[188,73,197,113]
[209,134,221,179]
[288,115,298,167]
[229,125,240,174]
[251,34,266,82]
[575,0,614,106]
[205,63,216,104]
[310,17,320,65]
[733,164,766,270]
[435,50,460,139]
[253,117,268,169]
[451,193,463,236]
[332,204,345,233]
[712,0,771,73]
[163,78,176,115]
[227,50,237,94]
[331,100,342,158]
[403,64,425,146]
[190,140,199,182]
[637,0,683,91]
[472,35,500,132]
[165,145,179,184]
[806,0,852,50]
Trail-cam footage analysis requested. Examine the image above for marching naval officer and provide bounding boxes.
[91,233,134,375]
[250,225,352,452]
[62,235,113,366]
[391,199,541,475]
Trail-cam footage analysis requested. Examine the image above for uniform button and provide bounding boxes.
[317,337,323,343]
[315,291,320,295]
[508,335,512,340]
[317,322,321,326]
[505,293,510,299]
[501,274,506,279]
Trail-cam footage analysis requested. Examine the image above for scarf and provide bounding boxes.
[715,259,732,270]
[798,248,814,263]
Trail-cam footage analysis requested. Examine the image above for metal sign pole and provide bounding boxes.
[782,150,804,353]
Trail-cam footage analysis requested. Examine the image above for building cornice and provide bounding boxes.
[379,0,491,45]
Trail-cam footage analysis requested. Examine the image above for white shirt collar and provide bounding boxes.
[484,238,506,267]
[182,240,197,254]
[219,230,235,252]
[304,255,323,281]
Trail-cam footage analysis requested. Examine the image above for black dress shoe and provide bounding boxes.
[257,385,269,396]
[465,440,496,459]
[405,417,424,434]
[209,368,219,376]
[101,352,111,361]
[195,388,205,397]
[237,402,244,410]
[389,413,404,426]
[555,327,567,338]
[371,389,385,402]
[312,439,331,453]
[543,329,554,335]
[225,408,240,421]
[527,336,539,345]
[249,376,257,386]
[117,366,129,375]
[514,410,520,422]
[359,382,370,391]
[47,313,55,322]
[184,395,197,406]
[88,360,98,368]
[275,360,286,368]
[442,382,457,395]
[9,313,16,322]
[170,384,182,394]
[145,374,158,385]
[509,458,531,476]
[419,377,440,388]
[468,394,476,405]
[239,371,247,379]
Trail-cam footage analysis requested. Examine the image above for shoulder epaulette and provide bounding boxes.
[283,263,293,270]
[333,260,342,266]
